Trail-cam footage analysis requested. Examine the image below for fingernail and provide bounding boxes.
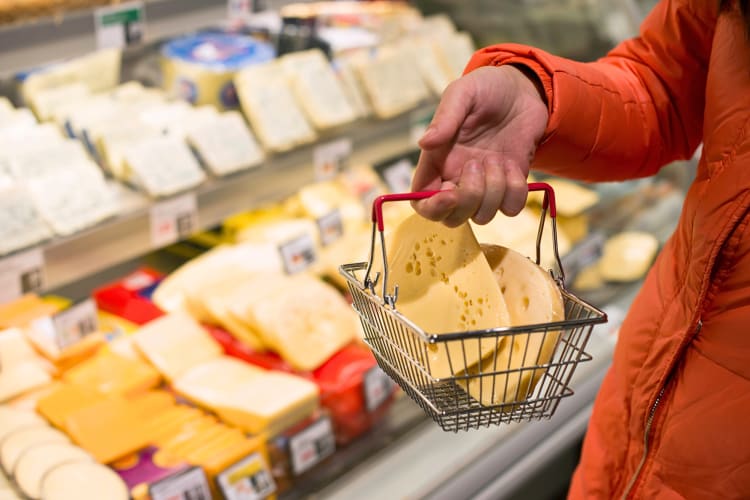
[420,125,436,142]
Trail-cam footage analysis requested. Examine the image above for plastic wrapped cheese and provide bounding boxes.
[39,462,129,500]
[14,442,92,499]
[27,83,90,122]
[0,426,70,474]
[458,245,564,406]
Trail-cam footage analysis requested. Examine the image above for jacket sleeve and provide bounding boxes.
[464,0,716,182]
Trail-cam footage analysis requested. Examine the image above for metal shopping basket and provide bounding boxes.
[339,183,608,432]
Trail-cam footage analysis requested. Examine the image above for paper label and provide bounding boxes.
[53,298,99,349]
[316,210,344,247]
[217,452,276,500]
[363,366,396,412]
[376,158,414,193]
[278,233,317,274]
[95,1,145,49]
[0,248,45,303]
[313,138,352,181]
[288,416,336,475]
[150,193,199,248]
[149,466,212,500]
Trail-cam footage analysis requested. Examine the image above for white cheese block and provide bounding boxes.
[123,135,206,197]
[0,110,38,135]
[0,409,47,443]
[599,231,659,282]
[0,363,53,404]
[400,36,453,95]
[14,442,92,500]
[6,140,92,181]
[279,49,358,129]
[0,98,12,117]
[235,61,317,152]
[0,329,46,369]
[0,426,69,474]
[374,214,511,378]
[434,31,476,81]
[132,313,224,381]
[0,184,52,255]
[186,111,265,176]
[331,55,371,118]
[459,245,564,406]
[138,101,194,139]
[39,462,128,500]
[27,84,90,123]
[236,217,321,248]
[92,119,162,178]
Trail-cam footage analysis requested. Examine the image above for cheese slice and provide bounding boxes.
[599,231,659,282]
[375,214,510,378]
[40,462,129,500]
[132,313,223,381]
[458,245,564,407]
[14,442,92,500]
[36,384,103,429]
[0,409,47,443]
[186,111,265,176]
[0,363,53,404]
[1,426,70,474]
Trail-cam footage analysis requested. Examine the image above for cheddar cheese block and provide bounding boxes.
[14,442,93,500]
[376,214,511,378]
[40,462,129,500]
[457,245,564,407]
[62,350,161,397]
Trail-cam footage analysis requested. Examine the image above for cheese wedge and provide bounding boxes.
[1,426,70,474]
[132,313,224,381]
[14,442,92,499]
[375,214,510,378]
[186,111,265,176]
[457,245,564,407]
[40,462,129,500]
[599,231,659,282]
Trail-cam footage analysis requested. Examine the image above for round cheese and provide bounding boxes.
[14,443,92,500]
[1,427,69,474]
[40,462,128,500]
[0,409,47,443]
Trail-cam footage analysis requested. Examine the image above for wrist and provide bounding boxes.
[508,63,548,106]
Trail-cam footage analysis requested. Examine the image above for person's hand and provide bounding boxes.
[411,65,549,227]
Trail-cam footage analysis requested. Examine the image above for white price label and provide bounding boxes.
[313,138,352,181]
[149,193,199,248]
[94,1,145,50]
[289,416,335,475]
[217,452,276,500]
[278,234,317,274]
[364,366,396,412]
[149,467,212,500]
[0,248,45,303]
[53,299,99,350]
[380,159,414,193]
[316,210,344,246]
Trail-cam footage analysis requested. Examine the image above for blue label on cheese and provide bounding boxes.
[161,33,275,71]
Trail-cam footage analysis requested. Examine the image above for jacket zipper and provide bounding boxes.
[619,319,703,500]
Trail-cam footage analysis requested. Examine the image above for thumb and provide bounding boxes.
[418,79,473,150]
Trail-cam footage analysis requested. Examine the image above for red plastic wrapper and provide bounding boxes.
[93,268,166,325]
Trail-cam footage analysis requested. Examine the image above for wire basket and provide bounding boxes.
[339,183,608,432]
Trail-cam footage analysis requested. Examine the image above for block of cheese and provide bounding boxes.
[186,111,265,176]
[332,54,371,119]
[7,139,92,181]
[229,273,358,371]
[0,362,53,404]
[235,60,317,152]
[27,83,90,122]
[36,384,103,429]
[599,231,659,282]
[173,357,319,436]
[279,49,358,129]
[132,313,224,381]
[123,135,206,197]
[0,109,36,134]
[375,214,510,378]
[62,350,161,397]
[434,31,476,81]
[0,408,47,443]
[458,244,564,407]
[287,180,367,234]
[14,442,92,499]
[40,462,129,500]
[0,297,61,330]
[0,426,70,474]
[0,184,53,256]
[399,36,453,95]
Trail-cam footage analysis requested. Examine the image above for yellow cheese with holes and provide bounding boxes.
[376,214,511,379]
[1,426,70,474]
[40,462,129,500]
[458,245,564,406]
[14,442,92,499]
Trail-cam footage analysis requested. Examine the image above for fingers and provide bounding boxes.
[418,79,472,150]
[472,158,505,225]
[444,160,485,227]
[500,163,528,216]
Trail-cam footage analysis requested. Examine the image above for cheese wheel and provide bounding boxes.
[14,443,92,500]
[0,409,47,443]
[457,245,564,407]
[1,427,69,474]
[40,462,128,500]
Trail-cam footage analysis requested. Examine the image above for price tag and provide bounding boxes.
[278,234,317,275]
[561,231,606,285]
[149,467,212,500]
[217,452,276,500]
[149,193,199,248]
[316,210,344,247]
[288,416,336,475]
[376,158,414,193]
[53,299,99,350]
[313,138,352,181]
[94,1,145,49]
[0,248,45,303]
[363,366,396,412]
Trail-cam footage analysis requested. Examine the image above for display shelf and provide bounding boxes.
[37,105,432,292]
[0,0,226,77]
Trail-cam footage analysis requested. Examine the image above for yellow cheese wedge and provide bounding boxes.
[375,214,511,378]
[599,231,659,282]
[14,442,92,500]
[132,313,223,381]
[458,245,564,407]
[1,426,70,474]
[62,350,161,397]
[0,409,47,443]
[40,462,129,500]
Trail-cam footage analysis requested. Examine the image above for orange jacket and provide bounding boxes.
[465,1,750,498]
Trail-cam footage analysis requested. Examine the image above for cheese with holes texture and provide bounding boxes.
[14,442,92,499]
[458,244,564,406]
[1,426,70,474]
[375,214,511,378]
[40,462,128,500]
